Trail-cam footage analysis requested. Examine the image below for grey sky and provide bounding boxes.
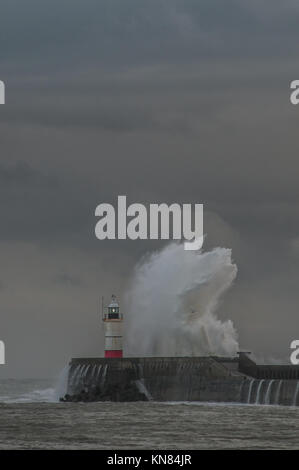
[0,1,299,377]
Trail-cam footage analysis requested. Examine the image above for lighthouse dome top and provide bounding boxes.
[108,294,119,308]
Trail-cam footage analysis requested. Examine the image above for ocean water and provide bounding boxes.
[0,379,298,449]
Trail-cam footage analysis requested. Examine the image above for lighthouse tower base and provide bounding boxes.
[105,350,123,358]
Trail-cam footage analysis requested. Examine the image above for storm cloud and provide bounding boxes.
[0,0,299,377]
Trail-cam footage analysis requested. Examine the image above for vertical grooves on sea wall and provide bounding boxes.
[241,378,299,406]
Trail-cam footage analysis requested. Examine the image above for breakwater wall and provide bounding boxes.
[63,355,299,405]
[65,356,242,403]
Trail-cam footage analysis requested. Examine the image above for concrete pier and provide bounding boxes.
[66,356,243,402]
[62,355,299,404]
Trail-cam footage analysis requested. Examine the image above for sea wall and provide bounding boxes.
[62,355,299,404]
[65,357,244,403]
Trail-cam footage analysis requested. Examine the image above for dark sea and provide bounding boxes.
[0,378,298,449]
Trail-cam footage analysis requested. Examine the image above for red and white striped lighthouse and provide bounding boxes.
[103,295,123,358]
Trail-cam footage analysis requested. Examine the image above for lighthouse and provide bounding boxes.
[103,295,123,358]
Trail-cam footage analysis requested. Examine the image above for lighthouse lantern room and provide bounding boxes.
[103,295,123,358]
